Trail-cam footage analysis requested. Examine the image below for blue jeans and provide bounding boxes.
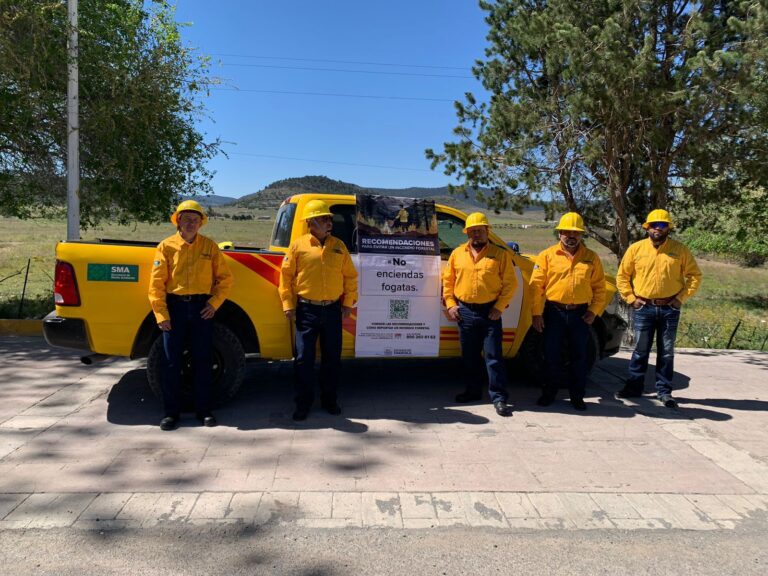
[627,304,681,396]
[542,303,590,400]
[457,301,509,404]
[162,296,214,417]
[294,300,342,409]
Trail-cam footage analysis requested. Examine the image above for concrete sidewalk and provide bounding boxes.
[1,335,767,531]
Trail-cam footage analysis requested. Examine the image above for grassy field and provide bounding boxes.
[1,210,766,350]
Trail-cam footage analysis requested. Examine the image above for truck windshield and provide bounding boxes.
[271,203,297,248]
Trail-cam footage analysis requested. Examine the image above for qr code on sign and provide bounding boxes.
[389,299,409,320]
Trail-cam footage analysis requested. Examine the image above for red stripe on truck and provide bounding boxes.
[226,253,281,285]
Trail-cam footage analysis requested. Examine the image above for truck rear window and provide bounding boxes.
[271,203,297,248]
[330,204,357,253]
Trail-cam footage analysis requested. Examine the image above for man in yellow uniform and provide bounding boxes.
[148,200,233,431]
[443,212,517,417]
[395,204,409,232]
[530,213,606,411]
[279,200,358,421]
[615,209,702,408]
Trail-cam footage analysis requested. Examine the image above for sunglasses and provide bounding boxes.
[649,222,669,230]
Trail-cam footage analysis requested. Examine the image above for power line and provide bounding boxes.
[222,62,473,79]
[227,152,431,172]
[213,87,455,102]
[211,53,470,71]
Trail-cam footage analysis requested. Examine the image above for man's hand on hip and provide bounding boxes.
[200,303,216,320]
[582,310,596,325]
[531,315,544,333]
[446,306,460,322]
[488,308,502,321]
[284,309,296,321]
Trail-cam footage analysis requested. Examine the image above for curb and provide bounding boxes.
[0,319,43,336]
[2,490,762,531]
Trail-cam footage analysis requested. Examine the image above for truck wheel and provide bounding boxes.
[517,328,545,384]
[146,323,246,410]
[517,326,600,387]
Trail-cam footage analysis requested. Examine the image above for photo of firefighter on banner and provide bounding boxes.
[355,195,441,357]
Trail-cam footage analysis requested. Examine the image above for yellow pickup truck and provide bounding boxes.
[44,193,626,406]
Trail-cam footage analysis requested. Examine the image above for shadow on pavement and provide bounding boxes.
[679,348,768,370]
[590,356,734,421]
[675,397,768,412]
[105,353,752,428]
[106,358,495,432]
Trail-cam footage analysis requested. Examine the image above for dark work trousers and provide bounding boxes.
[294,300,342,410]
[542,302,590,401]
[457,301,509,404]
[162,295,214,417]
[626,303,681,396]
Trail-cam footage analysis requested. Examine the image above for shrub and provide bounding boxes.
[680,229,768,267]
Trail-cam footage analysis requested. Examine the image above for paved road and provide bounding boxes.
[1,524,766,576]
[1,335,767,573]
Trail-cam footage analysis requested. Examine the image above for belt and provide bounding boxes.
[639,296,676,306]
[167,293,210,302]
[547,301,588,311]
[298,297,339,306]
[457,299,496,311]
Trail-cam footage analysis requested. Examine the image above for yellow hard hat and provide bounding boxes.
[218,241,234,250]
[642,209,674,230]
[462,212,491,233]
[302,199,333,220]
[171,199,208,226]
[555,212,585,232]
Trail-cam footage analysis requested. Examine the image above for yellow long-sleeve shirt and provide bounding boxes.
[616,237,702,304]
[442,241,517,313]
[148,232,234,323]
[530,243,606,316]
[279,234,358,311]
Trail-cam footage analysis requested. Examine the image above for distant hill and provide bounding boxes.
[234,176,362,209]
[232,175,504,211]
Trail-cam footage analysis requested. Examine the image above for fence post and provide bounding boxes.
[726,319,742,349]
[17,259,31,319]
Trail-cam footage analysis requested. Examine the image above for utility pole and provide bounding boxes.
[67,0,80,240]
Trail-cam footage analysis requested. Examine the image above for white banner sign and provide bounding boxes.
[355,254,441,357]
[355,195,441,357]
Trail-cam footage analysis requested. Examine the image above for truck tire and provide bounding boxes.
[517,326,600,387]
[146,323,246,409]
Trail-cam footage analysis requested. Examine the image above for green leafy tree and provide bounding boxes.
[674,183,768,266]
[426,0,768,258]
[0,0,219,226]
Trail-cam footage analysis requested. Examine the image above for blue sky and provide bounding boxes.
[173,1,491,198]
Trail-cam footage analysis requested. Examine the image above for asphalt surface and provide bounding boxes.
[1,525,766,576]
